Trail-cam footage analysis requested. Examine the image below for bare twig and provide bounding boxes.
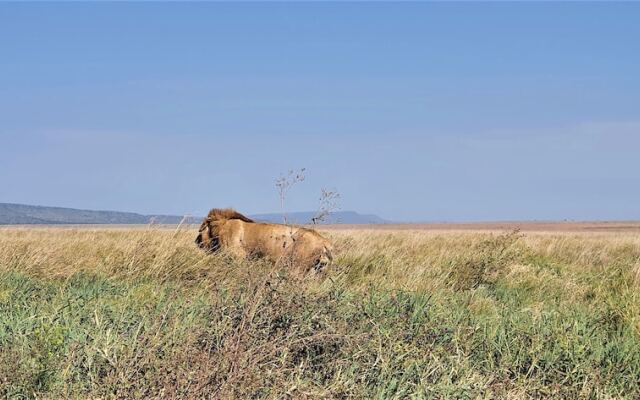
[312,188,341,225]
[275,168,306,225]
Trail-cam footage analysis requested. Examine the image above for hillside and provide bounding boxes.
[0,203,388,225]
[0,203,186,225]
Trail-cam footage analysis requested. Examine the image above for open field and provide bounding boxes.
[1,226,640,398]
[4,220,640,233]
[322,221,640,233]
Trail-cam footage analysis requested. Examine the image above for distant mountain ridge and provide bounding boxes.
[0,203,187,225]
[0,203,388,225]
[250,211,388,225]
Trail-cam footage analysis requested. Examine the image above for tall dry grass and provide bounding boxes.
[1,226,640,398]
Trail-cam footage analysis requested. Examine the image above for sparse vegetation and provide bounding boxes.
[1,227,640,398]
[312,188,341,225]
[275,168,306,225]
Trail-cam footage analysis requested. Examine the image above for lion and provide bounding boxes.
[195,208,333,272]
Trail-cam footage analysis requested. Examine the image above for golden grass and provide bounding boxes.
[1,226,640,398]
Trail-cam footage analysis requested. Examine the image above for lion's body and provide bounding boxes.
[196,208,333,271]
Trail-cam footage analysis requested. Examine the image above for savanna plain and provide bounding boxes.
[1,224,640,399]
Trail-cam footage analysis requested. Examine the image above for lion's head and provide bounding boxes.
[195,208,254,251]
[195,217,217,251]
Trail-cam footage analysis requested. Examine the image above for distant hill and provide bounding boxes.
[0,203,388,225]
[0,203,189,225]
[250,211,388,225]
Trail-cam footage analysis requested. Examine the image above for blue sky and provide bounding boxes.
[1,2,639,221]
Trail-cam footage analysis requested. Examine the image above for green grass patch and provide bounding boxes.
[1,268,640,399]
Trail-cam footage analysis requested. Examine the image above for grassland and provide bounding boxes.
[1,226,640,399]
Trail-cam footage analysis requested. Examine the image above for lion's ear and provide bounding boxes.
[196,217,212,248]
[198,218,211,232]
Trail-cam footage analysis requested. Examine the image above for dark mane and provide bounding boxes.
[205,208,254,223]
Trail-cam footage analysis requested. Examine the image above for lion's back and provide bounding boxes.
[241,223,331,265]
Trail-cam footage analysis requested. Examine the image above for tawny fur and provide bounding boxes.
[196,208,333,272]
